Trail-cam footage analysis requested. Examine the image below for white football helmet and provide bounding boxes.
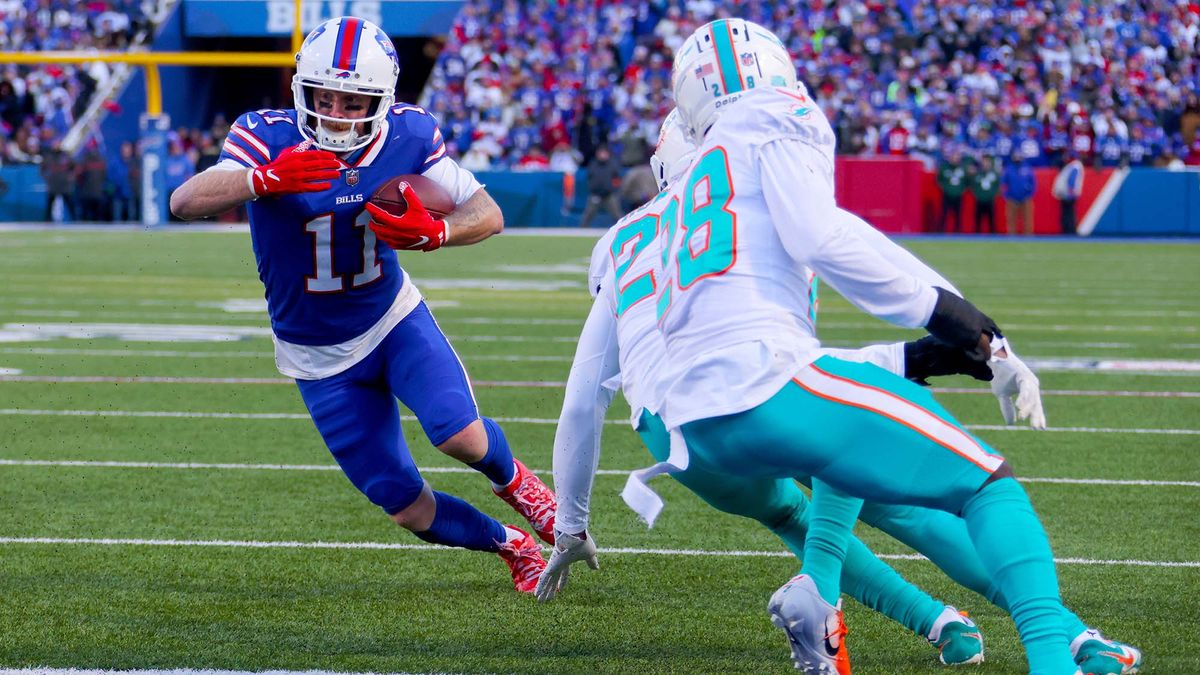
[671,19,796,140]
[292,17,399,152]
[650,108,696,191]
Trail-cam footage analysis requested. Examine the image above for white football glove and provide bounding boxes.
[988,337,1047,429]
[534,529,599,602]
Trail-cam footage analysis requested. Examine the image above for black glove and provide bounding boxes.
[903,335,994,385]
[925,287,1001,362]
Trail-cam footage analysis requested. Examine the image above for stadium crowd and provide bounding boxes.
[6,0,1200,222]
[424,0,1200,173]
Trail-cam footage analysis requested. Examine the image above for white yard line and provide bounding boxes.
[0,408,1196,434]
[2,375,1198,399]
[1,458,1195,488]
[0,536,1192,568]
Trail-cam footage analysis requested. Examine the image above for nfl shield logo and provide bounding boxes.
[740,52,755,67]
[345,169,359,187]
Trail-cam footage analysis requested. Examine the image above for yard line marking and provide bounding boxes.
[2,459,1195,488]
[0,347,574,362]
[1,408,1197,434]
[2,375,1196,399]
[0,537,1193,567]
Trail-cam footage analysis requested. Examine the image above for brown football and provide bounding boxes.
[369,174,456,219]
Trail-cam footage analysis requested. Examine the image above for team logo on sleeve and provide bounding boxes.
[344,168,360,186]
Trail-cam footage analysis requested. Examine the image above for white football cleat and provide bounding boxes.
[767,574,851,674]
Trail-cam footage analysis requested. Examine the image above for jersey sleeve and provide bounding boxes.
[588,228,619,299]
[401,107,484,206]
[760,138,938,328]
[836,208,962,296]
[552,290,622,534]
[217,112,274,169]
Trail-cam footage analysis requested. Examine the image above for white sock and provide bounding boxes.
[503,526,525,544]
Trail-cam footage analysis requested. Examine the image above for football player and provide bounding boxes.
[644,19,1141,674]
[539,109,1139,675]
[170,17,555,593]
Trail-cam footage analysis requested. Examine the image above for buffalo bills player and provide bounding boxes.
[170,17,555,593]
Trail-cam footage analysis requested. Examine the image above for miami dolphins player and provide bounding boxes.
[169,17,556,593]
[537,110,996,665]
[539,109,1139,674]
[647,18,1141,674]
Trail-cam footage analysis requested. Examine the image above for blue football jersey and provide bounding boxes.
[218,104,449,346]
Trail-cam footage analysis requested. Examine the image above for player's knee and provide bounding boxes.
[373,479,429,528]
[436,418,487,461]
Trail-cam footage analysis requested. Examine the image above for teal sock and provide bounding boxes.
[962,477,1075,675]
[802,479,863,605]
[841,536,944,638]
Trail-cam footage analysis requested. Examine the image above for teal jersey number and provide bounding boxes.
[657,146,738,320]
[611,213,659,317]
[677,146,737,289]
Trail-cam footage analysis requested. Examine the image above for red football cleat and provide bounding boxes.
[497,526,546,594]
[494,459,557,544]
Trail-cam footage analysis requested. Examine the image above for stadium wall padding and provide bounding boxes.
[1090,168,1200,236]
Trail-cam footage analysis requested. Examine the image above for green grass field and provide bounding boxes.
[0,228,1197,674]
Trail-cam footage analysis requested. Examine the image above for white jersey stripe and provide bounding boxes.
[228,125,270,162]
[223,144,259,168]
[794,364,1005,473]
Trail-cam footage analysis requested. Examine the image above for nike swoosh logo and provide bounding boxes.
[266,169,279,182]
[406,236,430,249]
[246,118,259,129]
[1100,650,1137,667]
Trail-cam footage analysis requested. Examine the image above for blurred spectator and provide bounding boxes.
[578,145,622,229]
[40,140,74,222]
[163,138,194,216]
[76,139,108,221]
[109,140,136,221]
[1002,152,1036,235]
[1052,153,1085,235]
[619,163,657,212]
[936,148,968,233]
[971,155,1001,235]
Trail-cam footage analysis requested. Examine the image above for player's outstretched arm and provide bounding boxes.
[171,142,341,220]
[169,168,256,220]
[442,187,503,246]
[537,289,621,602]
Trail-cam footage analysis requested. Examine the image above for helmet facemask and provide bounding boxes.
[292,78,393,153]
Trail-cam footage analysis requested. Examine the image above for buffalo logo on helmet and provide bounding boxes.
[334,71,353,79]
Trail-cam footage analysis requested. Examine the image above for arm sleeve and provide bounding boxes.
[818,342,906,376]
[760,139,939,328]
[552,287,622,534]
[836,208,961,296]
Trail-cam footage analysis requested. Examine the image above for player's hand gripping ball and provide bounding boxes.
[365,175,456,252]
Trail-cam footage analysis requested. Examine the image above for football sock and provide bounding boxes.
[412,490,507,552]
[841,536,945,638]
[801,478,864,605]
[470,417,517,488]
[962,477,1074,674]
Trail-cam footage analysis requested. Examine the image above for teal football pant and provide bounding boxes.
[637,410,944,639]
[679,356,1076,675]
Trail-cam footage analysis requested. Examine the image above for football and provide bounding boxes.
[369,174,456,219]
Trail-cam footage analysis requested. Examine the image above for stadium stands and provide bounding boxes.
[425,0,1200,170]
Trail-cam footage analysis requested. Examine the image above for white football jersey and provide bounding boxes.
[654,86,939,428]
[588,191,675,422]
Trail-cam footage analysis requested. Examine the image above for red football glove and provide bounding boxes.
[247,142,342,197]
[364,182,450,252]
